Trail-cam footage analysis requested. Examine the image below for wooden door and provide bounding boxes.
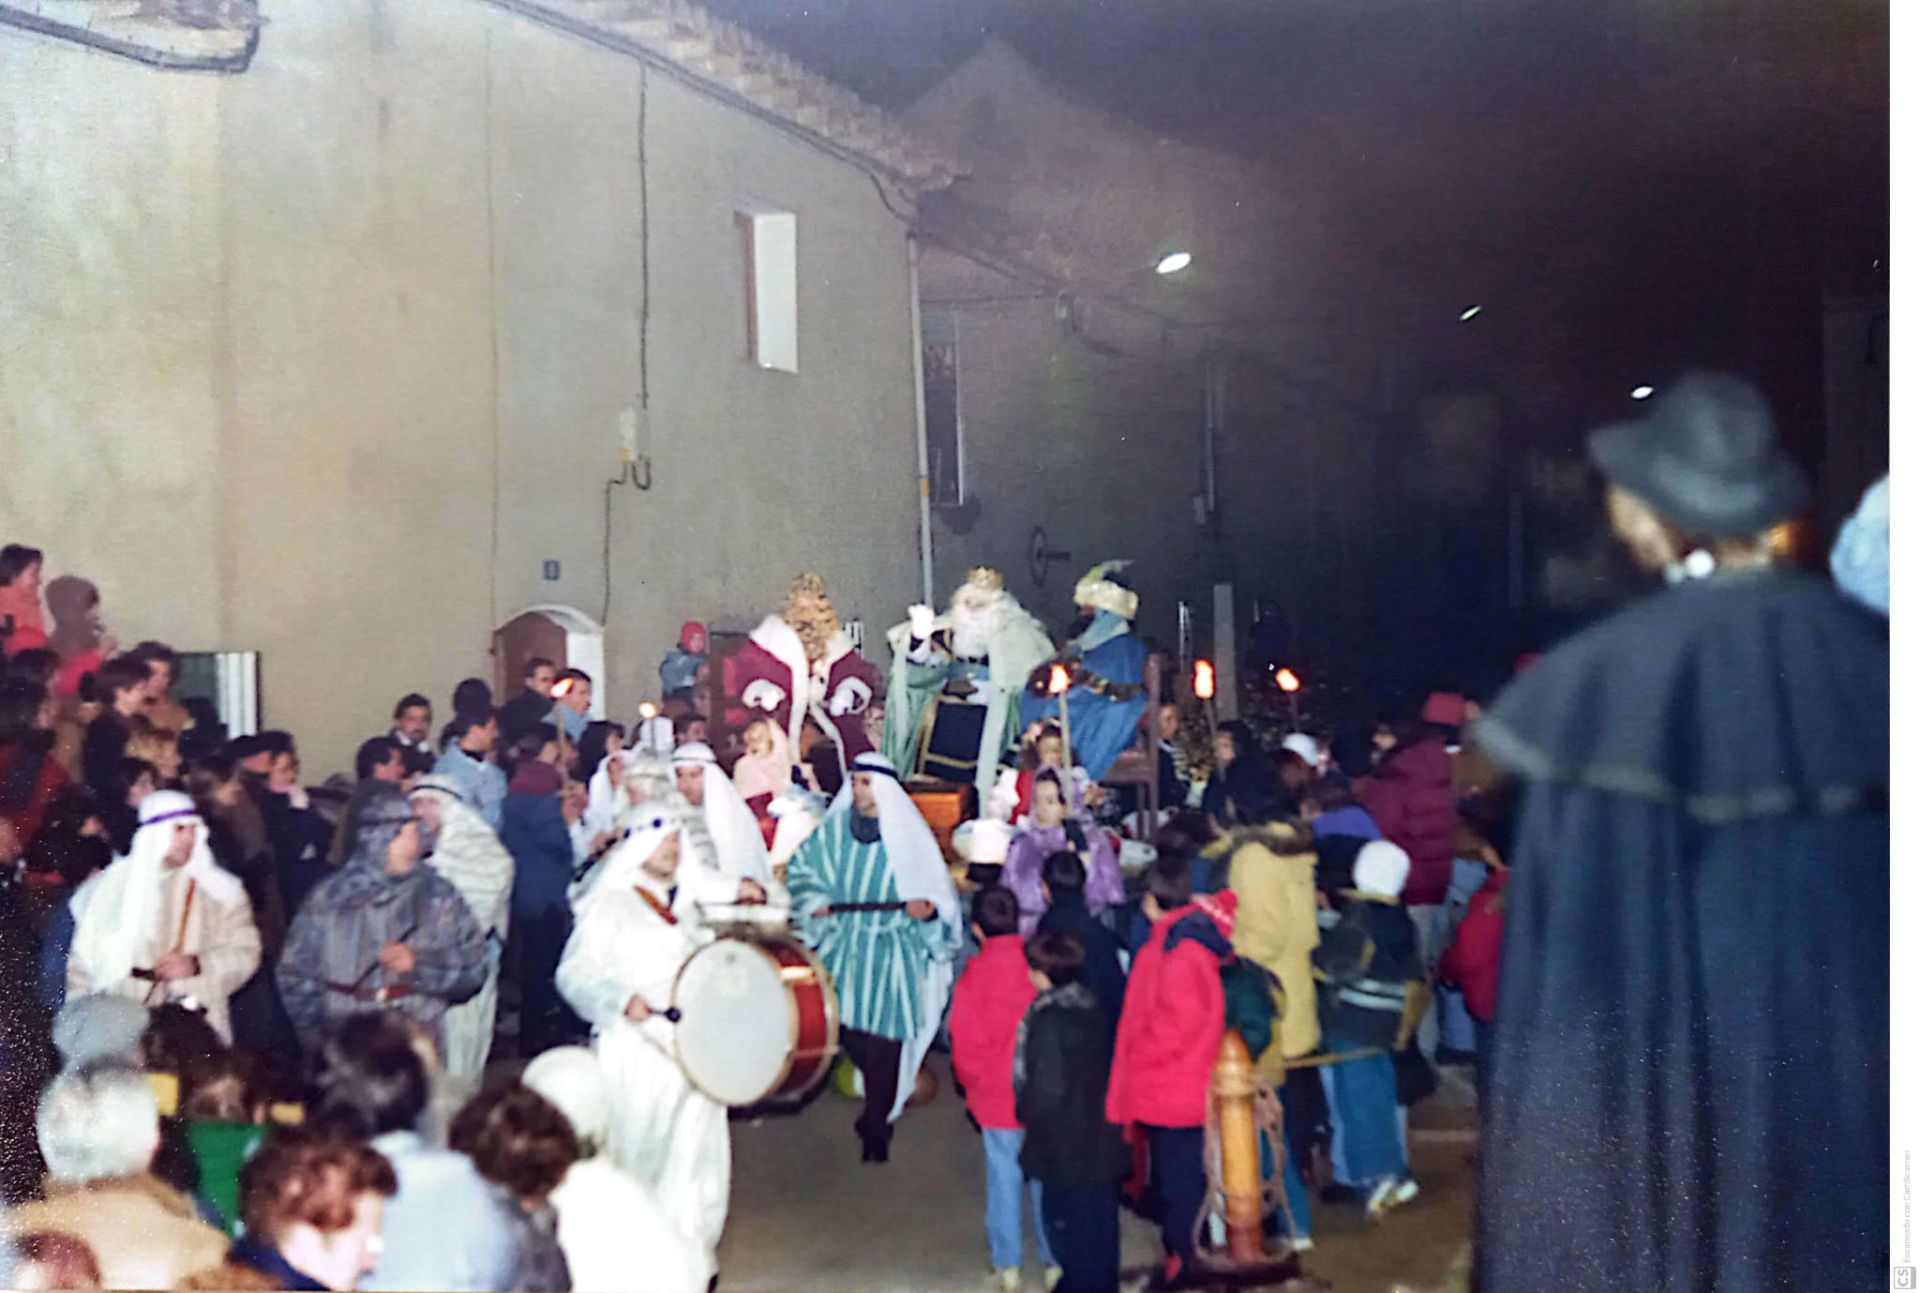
[493,613,568,700]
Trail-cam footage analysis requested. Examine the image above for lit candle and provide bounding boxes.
[1275,668,1302,729]
[1047,664,1073,765]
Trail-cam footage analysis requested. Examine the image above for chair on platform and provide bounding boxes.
[701,630,751,768]
[1098,653,1163,838]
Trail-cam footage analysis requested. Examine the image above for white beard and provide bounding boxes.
[948,591,1006,662]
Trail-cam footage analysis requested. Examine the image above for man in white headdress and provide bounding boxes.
[521,1046,712,1293]
[408,775,515,1085]
[554,804,758,1268]
[785,753,962,1162]
[67,790,261,1043]
[883,568,1056,803]
[670,742,776,895]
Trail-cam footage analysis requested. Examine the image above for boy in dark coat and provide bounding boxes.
[1016,932,1128,1293]
[1034,850,1126,1026]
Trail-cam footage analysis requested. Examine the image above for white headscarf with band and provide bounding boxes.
[828,752,960,1120]
[828,752,959,924]
[409,776,514,938]
[584,753,626,841]
[70,790,243,991]
[572,806,682,918]
[670,743,772,886]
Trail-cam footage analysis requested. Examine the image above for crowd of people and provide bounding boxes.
[0,370,1891,1293]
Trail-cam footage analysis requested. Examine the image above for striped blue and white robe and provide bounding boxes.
[787,812,961,1117]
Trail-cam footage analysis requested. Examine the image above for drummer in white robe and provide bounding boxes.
[554,806,762,1268]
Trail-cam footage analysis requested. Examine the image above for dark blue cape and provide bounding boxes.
[1473,571,1888,1292]
[1020,630,1148,780]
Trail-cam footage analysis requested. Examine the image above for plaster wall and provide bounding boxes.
[1,0,922,773]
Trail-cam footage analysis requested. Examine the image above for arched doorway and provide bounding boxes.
[493,605,606,718]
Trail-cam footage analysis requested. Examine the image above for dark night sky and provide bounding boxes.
[698,0,1888,452]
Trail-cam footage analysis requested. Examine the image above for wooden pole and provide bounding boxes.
[1212,1029,1264,1262]
[148,878,198,1005]
[1048,664,1073,771]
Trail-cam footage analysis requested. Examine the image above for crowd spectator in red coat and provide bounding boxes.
[949,887,1054,1290]
[1437,861,1508,1108]
[1358,696,1459,1054]
[0,546,49,658]
[1106,861,1236,1289]
[0,677,70,855]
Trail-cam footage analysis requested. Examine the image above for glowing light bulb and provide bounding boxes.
[1155,251,1193,276]
[1631,385,1655,400]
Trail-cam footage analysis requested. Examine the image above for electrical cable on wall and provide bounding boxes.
[638,60,651,411]
[602,62,654,625]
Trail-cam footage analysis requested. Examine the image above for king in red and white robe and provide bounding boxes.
[730,616,881,776]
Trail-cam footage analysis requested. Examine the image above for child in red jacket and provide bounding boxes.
[950,886,1057,1291]
[1436,860,1508,1109]
[1107,860,1237,1289]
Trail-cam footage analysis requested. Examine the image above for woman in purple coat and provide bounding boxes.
[1002,770,1123,936]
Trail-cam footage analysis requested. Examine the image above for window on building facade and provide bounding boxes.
[922,309,964,507]
[736,208,799,373]
[174,651,261,739]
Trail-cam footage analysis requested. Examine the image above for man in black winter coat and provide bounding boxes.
[1014,932,1129,1293]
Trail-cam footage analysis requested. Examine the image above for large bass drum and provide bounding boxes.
[670,932,838,1106]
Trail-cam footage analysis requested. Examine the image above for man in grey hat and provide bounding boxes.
[277,782,489,1056]
[1471,372,1888,1292]
[50,994,149,1071]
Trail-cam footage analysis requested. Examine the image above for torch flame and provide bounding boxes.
[1276,668,1302,694]
[1047,664,1072,696]
[1194,660,1216,701]
[638,701,659,720]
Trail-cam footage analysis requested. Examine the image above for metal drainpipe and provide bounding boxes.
[908,233,935,605]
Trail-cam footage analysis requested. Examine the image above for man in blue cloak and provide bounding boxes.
[1019,562,1148,782]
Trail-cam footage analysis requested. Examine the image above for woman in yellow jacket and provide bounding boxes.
[1211,821,1321,1064]
[1206,819,1323,1247]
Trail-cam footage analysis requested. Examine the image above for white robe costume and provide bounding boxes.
[68,791,260,1043]
[555,811,742,1267]
[522,1047,712,1293]
[583,752,625,842]
[409,777,515,1085]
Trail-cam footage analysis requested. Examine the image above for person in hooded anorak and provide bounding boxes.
[276,783,488,1055]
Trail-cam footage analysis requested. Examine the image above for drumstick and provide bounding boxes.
[629,994,682,1024]
[350,919,421,991]
[819,900,911,915]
